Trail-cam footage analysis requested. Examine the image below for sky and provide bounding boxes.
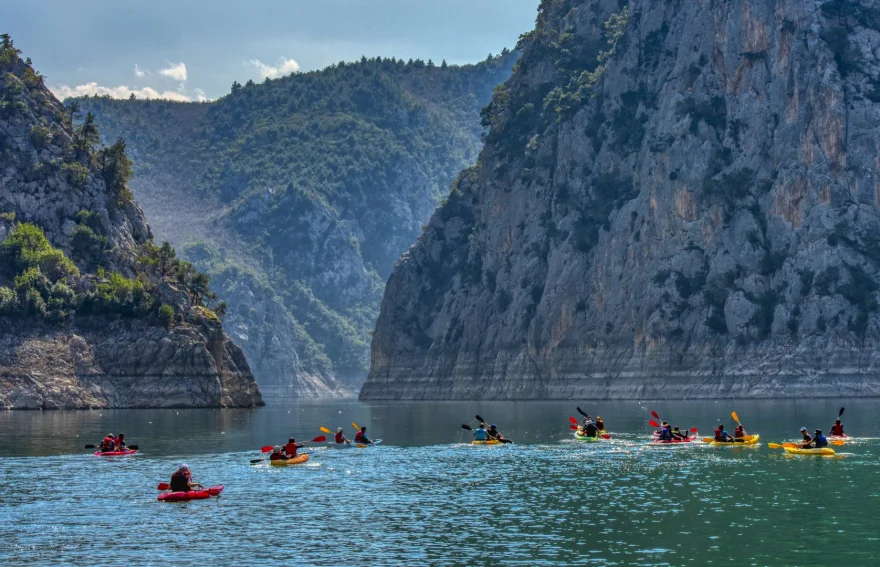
[1,0,539,102]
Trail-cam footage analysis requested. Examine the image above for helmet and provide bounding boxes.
[596,416,602,420]
[274,445,282,451]
[337,427,343,432]
[800,427,808,432]
[178,463,188,471]
[816,429,822,434]
[490,424,497,428]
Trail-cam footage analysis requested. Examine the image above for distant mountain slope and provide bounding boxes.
[75,52,517,394]
[0,35,262,409]
[362,0,880,399]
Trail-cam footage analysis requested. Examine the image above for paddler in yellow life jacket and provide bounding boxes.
[671,426,688,441]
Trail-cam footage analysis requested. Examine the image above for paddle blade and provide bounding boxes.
[702,437,714,443]
[157,483,170,490]
[576,407,589,418]
[601,434,611,440]
[767,443,783,449]
[648,419,660,428]
[128,445,138,451]
[570,425,579,430]
[461,424,473,431]
[261,446,273,453]
[690,427,699,433]
[475,415,485,424]
[311,436,327,443]
[84,444,96,449]
[250,459,263,464]
[351,421,360,431]
[319,426,332,434]
[569,416,578,424]
[839,407,845,418]
[731,411,740,424]
[651,411,660,420]
[830,440,845,446]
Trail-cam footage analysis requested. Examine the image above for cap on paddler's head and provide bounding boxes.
[178,463,188,471]
[490,424,497,428]
[816,429,822,434]
[337,427,343,432]
[800,427,808,432]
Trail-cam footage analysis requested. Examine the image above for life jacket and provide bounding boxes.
[114,437,125,449]
[335,432,345,443]
[170,471,190,492]
[284,443,298,456]
[101,437,115,452]
[815,435,828,448]
[659,428,672,441]
[269,452,286,460]
[354,432,365,443]
[595,421,605,431]
[734,427,744,438]
[831,424,844,436]
[474,428,488,441]
[714,428,723,441]
[584,423,599,437]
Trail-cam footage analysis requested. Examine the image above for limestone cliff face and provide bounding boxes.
[0,38,262,409]
[363,0,880,399]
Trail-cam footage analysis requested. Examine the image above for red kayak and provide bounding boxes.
[158,485,224,502]
[653,437,696,444]
[94,450,138,456]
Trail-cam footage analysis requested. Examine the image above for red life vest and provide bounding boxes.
[831,424,844,436]
[284,443,298,456]
[101,437,115,451]
[714,428,723,441]
[334,432,344,443]
[734,426,744,437]
[355,432,365,443]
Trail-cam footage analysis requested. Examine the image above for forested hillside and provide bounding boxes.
[75,52,516,394]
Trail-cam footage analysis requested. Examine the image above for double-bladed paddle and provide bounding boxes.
[461,424,473,431]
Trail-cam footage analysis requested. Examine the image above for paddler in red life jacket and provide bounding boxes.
[799,427,814,448]
[170,464,203,492]
[335,427,349,444]
[830,419,845,437]
[269,446,287,461]
[733,425,745,441]
[100,433,116,452]
[114,433,126,450]
[714,424,733,443]
[284,438,303,457]
[354,427,372,444]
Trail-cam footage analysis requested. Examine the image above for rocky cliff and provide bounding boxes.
[362,0,880,399]
[0,36,263,409]
[74,53,516,395]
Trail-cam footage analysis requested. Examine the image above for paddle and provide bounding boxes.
[311,436,327,443]
[570,425,579,430]
[576,407,590,419]
[157,483,170,490]
[475,414,513,443]
[461,424,473,431]
[320,426,332,434]
[569,417,579,425]
[352,421,360,431]
[648,419,660,428]
[838,407,845,419]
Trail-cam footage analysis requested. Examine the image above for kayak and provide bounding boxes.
[574,433,601,442]
[94,450,137,457]
[269,454,310,466]
[355,439,382,448]
[653,437,697,444]
[708,434,760,446]
[328,439,383,449]
[158,485,224,502]
[783,446,836,456]
[472,440,502,445]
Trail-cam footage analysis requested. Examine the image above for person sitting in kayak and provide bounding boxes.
[270,446,288,461]
[715,424,733,443]
[354,427,372,444]
[830,419,845,437]
[335,427,349,444]
[814,429,829,448]
[284,437,304,457]
[671,426,688,441]
[733,425,745,441]
[581,420,600,438]
[595,417,606,432]
[487,424,505,441]
[100,434,116,452]
[170,464,203,492]
[474,423,489,441]
[799,427,814,448]
[658,423,673,441]
[114,433,126,450]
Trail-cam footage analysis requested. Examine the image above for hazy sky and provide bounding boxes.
[2,0,539,101]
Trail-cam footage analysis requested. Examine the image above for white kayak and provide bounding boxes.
[326,439,383,449]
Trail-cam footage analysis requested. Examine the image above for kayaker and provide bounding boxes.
[354,427,372,445]
[100,434,116,452]
[830,419,845,437]
[114,433,126,450]
[335,427,349,444]
[269,446,288,461]
[582,420,600,438]
[170,464,203,492]
[733,425,745,440]
[799,427,814,448]
[595,417,606,432]
[658,423,673,442]
[671,426,687,441]
[474,423,489,441]
[487,424,505,441]
[814,429,829,448]
[714,424,733,443]
[284,437,304,457]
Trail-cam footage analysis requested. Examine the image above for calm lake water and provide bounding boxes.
[0,397,878,566]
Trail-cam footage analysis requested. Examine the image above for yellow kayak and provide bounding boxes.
[708,434,760,446]
[783,446,836,456]
[472,440,502,445]
[269,453,310,466]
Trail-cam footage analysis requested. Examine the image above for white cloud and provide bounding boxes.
[159,61,187,81]
[134,64,146,78]
[50,82,193,102]
[194,88,208,103]
[249,57,300,79]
